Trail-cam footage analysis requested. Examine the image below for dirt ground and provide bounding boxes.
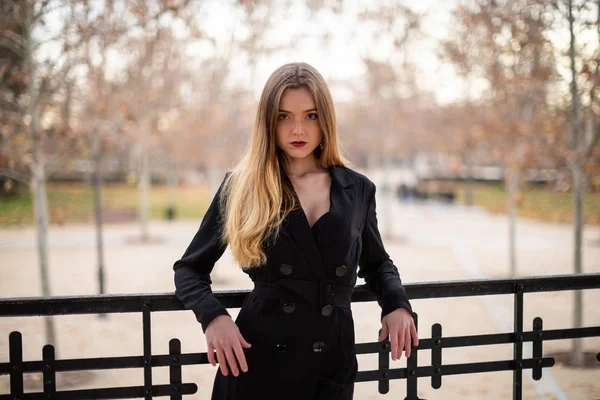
[1,197,599,399]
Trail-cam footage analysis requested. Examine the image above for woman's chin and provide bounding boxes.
[283,149,318,161]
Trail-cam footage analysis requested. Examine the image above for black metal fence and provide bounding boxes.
[1,273,599,400]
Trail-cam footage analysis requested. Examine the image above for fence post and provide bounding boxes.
[9,331,23,398]
[431,323,442,389]
[532,317,543,380]
[513,283,524,400]
[142,300,153,400]
[169,338,182,400]
[405,312,419,400]
[378,328,390,394]
[42,344,56,395]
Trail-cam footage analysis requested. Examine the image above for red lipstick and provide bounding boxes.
[291,141,307,147]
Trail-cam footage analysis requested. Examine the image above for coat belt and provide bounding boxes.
[252,279,353,309]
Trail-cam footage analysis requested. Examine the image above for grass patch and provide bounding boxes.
[0,183,210,226]
[456,183,600,225]
[1,181,598,227]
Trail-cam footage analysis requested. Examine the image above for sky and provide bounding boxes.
[191,0,465,105]
[36,0,466,115]
[40,0,593,107]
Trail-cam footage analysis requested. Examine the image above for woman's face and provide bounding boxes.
[275,86,322,162]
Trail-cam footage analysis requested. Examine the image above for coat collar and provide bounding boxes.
[318,165,356,253]
[331,165,354,190]
[282,165,355,279]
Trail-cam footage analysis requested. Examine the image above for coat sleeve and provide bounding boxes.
[173,173,230,332]
[358,182,413,319]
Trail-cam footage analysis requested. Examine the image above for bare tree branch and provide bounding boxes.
[0,167,30,186]
[587,0,600,160]
[33,0,52,21]
[586,121,600,158]
[0,32,25,56]
[33,1,68,23]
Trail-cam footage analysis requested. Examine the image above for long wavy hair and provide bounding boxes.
[220,62,348,269]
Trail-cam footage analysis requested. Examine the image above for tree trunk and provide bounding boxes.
[464,153,474,206]
[209,166,223,199]
[23,0,57,351]
[31,162,57,349]
[568,0,584,366]
[138,118,150,241]
[507,166,518,276]
[571,162,585,365]
[92,140,106,296]
[380,149,392,240]
[167,164,178,221]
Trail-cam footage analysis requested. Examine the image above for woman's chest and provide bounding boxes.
[289,172,332,228]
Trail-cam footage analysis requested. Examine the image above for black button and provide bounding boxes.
[283,303,296,313]
[280,264,293,276]
[312,341,325,353]
[275,344,287,353]
[335,265,348,277]
[321,304,333,316]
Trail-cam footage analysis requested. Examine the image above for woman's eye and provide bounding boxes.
[278,113,289,120]
[307,113,318,120]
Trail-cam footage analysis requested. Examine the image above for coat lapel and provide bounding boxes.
[281,165,356,279]
[281,168,325,279]
[314,166,356,253]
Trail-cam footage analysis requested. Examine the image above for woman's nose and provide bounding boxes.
[292,120,304,135]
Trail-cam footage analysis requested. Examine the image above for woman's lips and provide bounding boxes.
[291,141,307,147]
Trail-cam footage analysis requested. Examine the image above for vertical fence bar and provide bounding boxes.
[513,284,524,400]
[9,331,23,397]
[406,312,418,400]
[532,317,543,380]
[169,339,182,400]
[378,328,390,394]
[42,344,56,395]
[431,323,442,390]
[142,301,153,400]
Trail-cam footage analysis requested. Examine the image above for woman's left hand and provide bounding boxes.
[379,308,419,361]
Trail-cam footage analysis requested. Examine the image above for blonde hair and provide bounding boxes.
[221,62,348,269]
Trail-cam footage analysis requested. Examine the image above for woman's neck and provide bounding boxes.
[284,155,323,177]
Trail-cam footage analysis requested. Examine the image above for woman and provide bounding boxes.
[173,62,418,400]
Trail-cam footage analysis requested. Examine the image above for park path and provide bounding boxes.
[1,196,599,399]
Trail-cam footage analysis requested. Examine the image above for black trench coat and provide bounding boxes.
[173,165,412,400]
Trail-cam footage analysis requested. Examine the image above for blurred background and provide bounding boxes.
[1,0,599,399]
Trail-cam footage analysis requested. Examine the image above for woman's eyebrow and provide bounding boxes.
[278,108,317,113]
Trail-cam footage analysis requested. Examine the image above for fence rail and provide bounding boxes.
[1,273,599,400]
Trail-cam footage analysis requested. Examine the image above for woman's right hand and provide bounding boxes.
[205,314,252,377]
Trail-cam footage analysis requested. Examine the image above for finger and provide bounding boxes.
[389,328,398,360]
[397,330,405,361]
[207,344,216,367]
[411,323,419,346]
[216,347,228,376]
[224,346,240,377]
[238,332,252,349]
[379,324,389,342]
[233,340,249,373]
[404,328,411,358]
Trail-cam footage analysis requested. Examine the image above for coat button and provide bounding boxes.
[335,265,348,277]
[283,303,296,313]
[321,304,333,317]
[275,344,287,353]
[312,341,326,353]
[280,264,293,276]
